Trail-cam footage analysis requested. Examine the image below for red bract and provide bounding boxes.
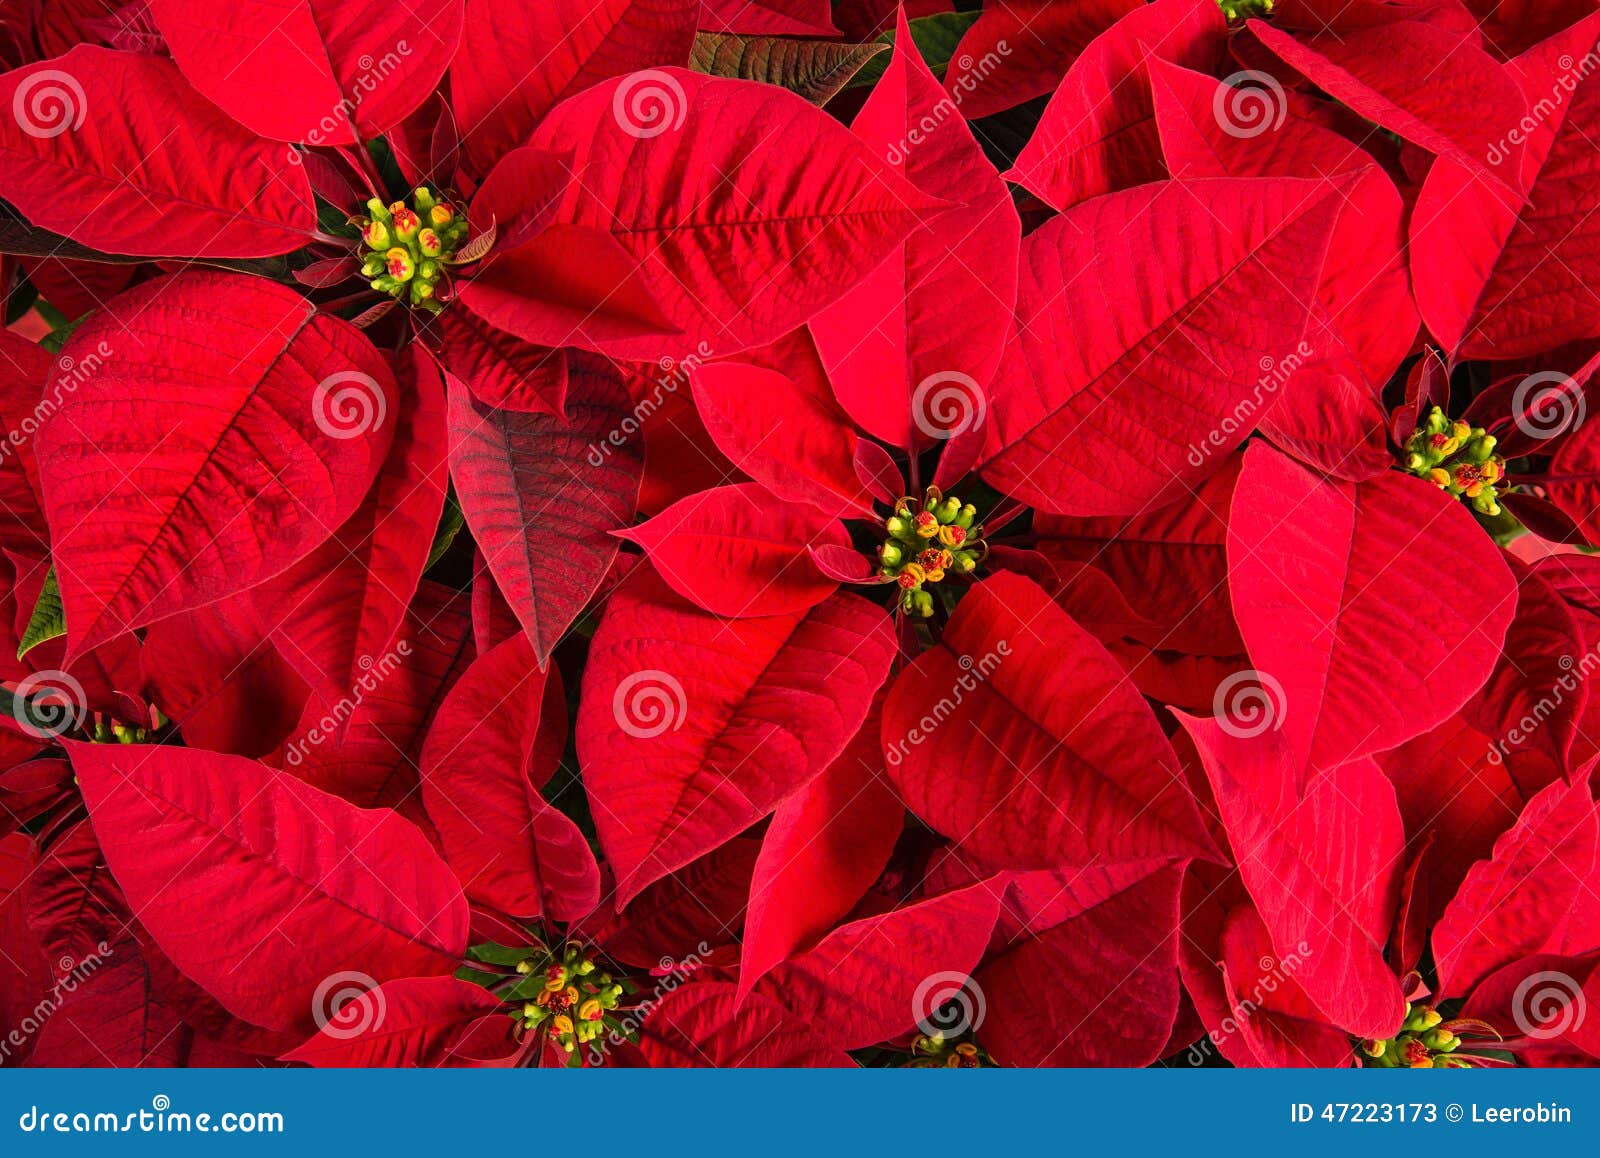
[421,630,600,922]
[618,482,850,615]
[0,0,1597,1075]
[452,0,700,177]
[1245,13,1523,178]
[1006,0,1226,209]
[69,741,469,1034]
[883,571,1216,869]
[447,359,643,663]
[458,69,948,358]
[1227,443,1516,774]
[0,48,316,257]
[975,175,1352,515]
[578,567,895,905]
[974,862,1189,1066]
[808,9,1020,451]
[38,272,398,660]
[1183,717,1406,1039]
[739,691,902,994]
[1411,11,1600,357]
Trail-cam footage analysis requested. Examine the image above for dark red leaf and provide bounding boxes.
[446,355,643,665]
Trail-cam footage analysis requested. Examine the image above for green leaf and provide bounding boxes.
[368,137,408,198]
[501,975,553,1002]
[847,10,982,89]
[425,488,465,571]
[316,197,360,238]
[0,680,78,738]
[454,966,504,988]
[5,277,36,325]
[465,941,533,966]
[18,566,65,660]
[0,685,32,733]
[689,32,887,105]
[39,308,87,355]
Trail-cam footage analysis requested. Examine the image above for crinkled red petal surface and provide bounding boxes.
[0,0,1596,1074]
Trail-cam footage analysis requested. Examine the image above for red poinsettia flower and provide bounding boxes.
[3,0,1600,1076]
[1181,715,1600,1068]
